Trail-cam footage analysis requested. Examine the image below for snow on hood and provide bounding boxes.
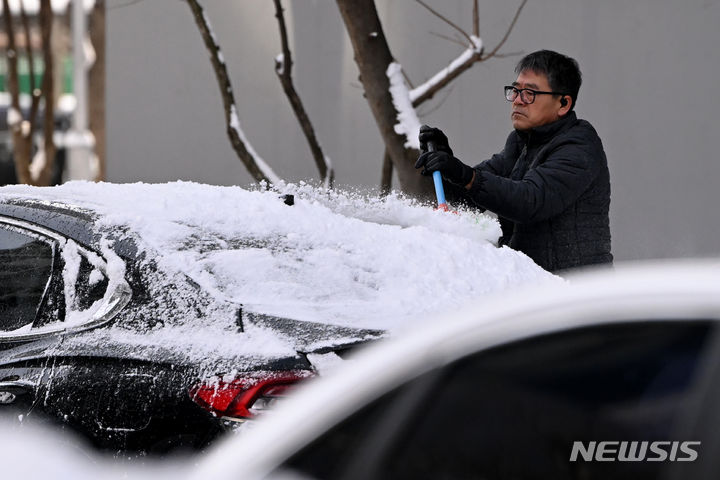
[0,181,559,337]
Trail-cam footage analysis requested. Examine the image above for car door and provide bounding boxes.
[0,215,125,340]
[0,219,118,420]
[278,320,719,480]
[0,222,60,413]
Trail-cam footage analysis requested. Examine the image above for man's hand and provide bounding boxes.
[415,150,474,187]
[419,125,453,155]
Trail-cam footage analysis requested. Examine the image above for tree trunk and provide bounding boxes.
[36,0,56,186]
[335,0,432,198]
[380,149,392,196]
[89,0,106,182]
[2,0,58,186]
[2,0,31,184]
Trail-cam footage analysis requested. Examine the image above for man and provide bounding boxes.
[415,50,612,273]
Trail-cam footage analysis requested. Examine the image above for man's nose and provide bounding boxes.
[513,94,526,105]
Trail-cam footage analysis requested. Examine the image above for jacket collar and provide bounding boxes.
[516,111,577,146]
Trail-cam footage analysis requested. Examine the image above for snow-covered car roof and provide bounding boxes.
[0,181,558,373]
[0,181,557,331]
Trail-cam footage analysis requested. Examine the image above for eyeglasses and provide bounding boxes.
[504,86,565,104]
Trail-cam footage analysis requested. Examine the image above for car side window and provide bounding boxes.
[280,370,439,480]
[281,321,714,480]
[70,251,110,312]
[382,321,713,480]
[0,225,55,331]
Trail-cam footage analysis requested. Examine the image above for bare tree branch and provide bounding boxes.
[414,0,473,46]
[186,0,280,184]
[492,50,524,59]
[107,0,145,10]
[409,1,485,107]
[410,0,526,106]
[417,83,456,117]
[428,31,467,48]
[410,43,482,107]
[480,0,527,61]
[272,0,333,188]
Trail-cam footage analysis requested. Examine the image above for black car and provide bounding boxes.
[0,192,382,454]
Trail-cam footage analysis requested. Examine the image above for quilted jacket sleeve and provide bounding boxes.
[466,124,604,224]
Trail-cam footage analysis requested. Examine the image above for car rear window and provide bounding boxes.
[0,226,54,331]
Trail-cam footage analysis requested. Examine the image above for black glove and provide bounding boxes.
[418,125,453,155]
[414,150,474,186]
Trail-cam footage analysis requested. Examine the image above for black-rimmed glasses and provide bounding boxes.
[504,85,564,104]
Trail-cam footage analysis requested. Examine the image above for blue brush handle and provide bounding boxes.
[433,171,446,206]
[427,141,447,208]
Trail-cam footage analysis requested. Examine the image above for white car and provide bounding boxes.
[192,260,720,480]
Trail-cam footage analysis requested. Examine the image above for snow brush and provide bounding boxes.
[427,141,455,213]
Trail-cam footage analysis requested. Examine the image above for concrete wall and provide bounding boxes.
[106,0,720,262]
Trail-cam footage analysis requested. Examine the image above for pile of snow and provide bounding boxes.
[1,181,558,334]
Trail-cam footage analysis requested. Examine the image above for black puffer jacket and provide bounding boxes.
[465,112,612,272]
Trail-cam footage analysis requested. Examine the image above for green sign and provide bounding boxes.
[0,55,74,94]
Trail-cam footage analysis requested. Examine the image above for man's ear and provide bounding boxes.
[558,95,572,116]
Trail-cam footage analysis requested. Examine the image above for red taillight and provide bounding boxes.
[189,370,314,421]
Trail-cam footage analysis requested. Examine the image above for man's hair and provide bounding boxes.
[514,50,582,110]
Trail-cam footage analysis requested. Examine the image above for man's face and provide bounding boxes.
[510,70,566,131]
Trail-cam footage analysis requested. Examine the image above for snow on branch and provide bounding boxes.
[387,62,421,150]
[409,0,527,107]
[409,35,482,105]
[186,0,280,185]
[229,105,280,185]
[379,0,526,194]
